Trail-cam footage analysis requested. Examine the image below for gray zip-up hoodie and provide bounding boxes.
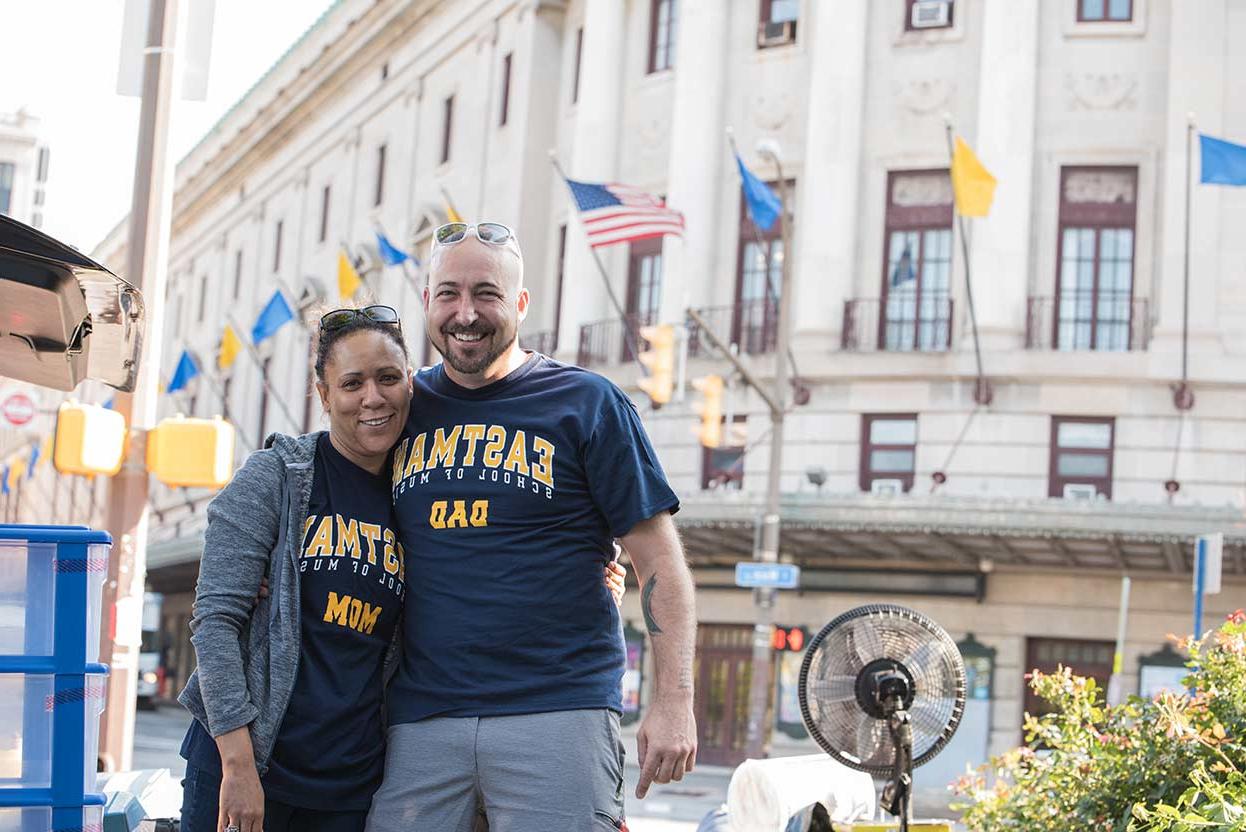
[177,431,399,774]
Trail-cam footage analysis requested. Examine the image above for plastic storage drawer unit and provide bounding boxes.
[0,525,112,832]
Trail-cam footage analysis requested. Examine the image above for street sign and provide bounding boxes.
[1195,533,1223,596]
[1,392,35,427]
[735,562,801,589]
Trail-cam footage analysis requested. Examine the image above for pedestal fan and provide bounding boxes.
[798,604,966,832]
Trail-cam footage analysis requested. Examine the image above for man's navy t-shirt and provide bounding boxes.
[386,353,679,724]
[182,432,404,811]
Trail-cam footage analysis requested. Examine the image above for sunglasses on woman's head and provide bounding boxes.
[433,222,515,247]
[319,305,401,331]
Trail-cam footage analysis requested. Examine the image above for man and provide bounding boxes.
[367,222,697,831]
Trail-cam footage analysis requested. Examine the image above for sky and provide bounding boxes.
[0,0,337,254]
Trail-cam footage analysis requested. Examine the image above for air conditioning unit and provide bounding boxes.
[354,242,384,276]
[1063,483,1098,501]
[296,276,327,314]
[757,19,796,47]
[871,478,905,496]
[911,0,952,29]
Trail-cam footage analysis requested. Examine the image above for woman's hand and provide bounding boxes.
[605,560,628,608]
[214,727,264,832]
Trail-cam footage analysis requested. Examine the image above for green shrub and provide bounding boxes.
[951,611,1245,832]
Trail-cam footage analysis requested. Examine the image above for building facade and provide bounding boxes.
[90,0,1246,796]
[0,109,50,229]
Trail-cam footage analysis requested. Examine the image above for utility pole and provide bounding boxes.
[99,0,180,772]
[745,142,794,759]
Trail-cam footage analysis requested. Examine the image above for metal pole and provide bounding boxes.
[99,0,180,772]
[1193,536,1206,638]
[1176,116,1195,410]
[1106,576,1131,705]
[743,147,794,759]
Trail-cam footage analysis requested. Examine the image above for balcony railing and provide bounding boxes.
[521,329,558,355]
[686,300,778,359]
[577,313,646,368]
[842,297,954,352]
[1026,296,1151,352]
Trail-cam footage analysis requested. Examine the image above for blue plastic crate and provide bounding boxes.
[0,525,112,826]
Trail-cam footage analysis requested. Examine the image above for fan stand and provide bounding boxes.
[879,692,914,832]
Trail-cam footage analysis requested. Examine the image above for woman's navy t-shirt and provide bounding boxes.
[386,353,679,724]
[181,432,404,811]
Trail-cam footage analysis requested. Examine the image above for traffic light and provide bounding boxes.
[636,324,675,406]
[691,374,724,448]
[146,415,236,489]
[53,402,126,477]
[772,625,808,653]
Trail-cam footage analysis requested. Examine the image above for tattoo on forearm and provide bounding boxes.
[641,574,662,635]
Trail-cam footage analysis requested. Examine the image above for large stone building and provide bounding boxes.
[0,109,50,229]
[88,0,1246,796]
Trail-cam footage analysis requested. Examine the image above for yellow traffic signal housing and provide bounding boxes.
[146,415,236,489]
[692,374,724,448]
[636,324,676,406]
[53,402,126,477]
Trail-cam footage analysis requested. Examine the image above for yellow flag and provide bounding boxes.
[38,436,52,467]
[219,325,242,371]
[338,250,363,299]
[951,136,997,217]
[6,459,25,490]
[444,195,463,224]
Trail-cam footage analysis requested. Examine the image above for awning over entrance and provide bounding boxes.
[674,494,1246,576]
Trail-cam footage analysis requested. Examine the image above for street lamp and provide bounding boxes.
[741,139,797,760]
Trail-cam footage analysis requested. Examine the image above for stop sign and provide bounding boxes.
[1,393,35,427]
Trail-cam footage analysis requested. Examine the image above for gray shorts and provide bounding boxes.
[364,708,626,832]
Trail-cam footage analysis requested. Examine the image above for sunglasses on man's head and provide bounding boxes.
[433,222,516,247]
[319,304,401,332]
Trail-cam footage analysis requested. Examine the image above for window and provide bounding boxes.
[0,162,13,215]
[1078,0,1132,21]
[1025,638,1114,723]
[197,275,208,323]
[702,417,747,490]
[1055,167,1137,351]
[440,95,455,164]
[1049,416,1114,499]
[554,223,567,350]
[221,376,232,421]
[734,179,791,355]
[381,62,389,81]
[499,53,512,126]
[33,189,43,206]
[319,185,331,243]
[258,357,272,441]
[233,250,244,300]
[374,144,387,207]
[860,414,918,493]
[273,220,283,272]
[572,27,584,104]
[758,0,798,48]
[30,212,41,229]
[881,170,954,351]
[648,0,678,73]
[625,237,664,361]
[905,0,954,30]
[36,147,49,183]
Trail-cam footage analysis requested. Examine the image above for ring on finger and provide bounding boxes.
[225,825,241,832]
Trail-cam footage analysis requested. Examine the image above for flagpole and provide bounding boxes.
[226,314,303,435]
[943,121,993,406]
[1175,115,1196,411]
[547,153,647,377]
[726,129,804,398]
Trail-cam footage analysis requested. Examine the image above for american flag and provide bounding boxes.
[564,178,685,248]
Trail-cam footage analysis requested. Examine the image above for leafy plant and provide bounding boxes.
[951,611,1246,832]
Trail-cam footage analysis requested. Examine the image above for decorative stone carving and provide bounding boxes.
[892,172,953,207]
[894,78,955,116]
[1065,72,1138,111]
[1064,170,1136,205]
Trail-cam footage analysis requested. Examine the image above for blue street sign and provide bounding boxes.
[735,562,801,589]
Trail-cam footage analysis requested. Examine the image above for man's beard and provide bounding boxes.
[435,326,516,375]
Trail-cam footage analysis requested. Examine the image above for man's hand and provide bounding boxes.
[635,692,697,799]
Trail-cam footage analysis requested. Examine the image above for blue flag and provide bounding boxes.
[102,397,114,410]
[1200,134,1246,186]
[166,350,200,394]
[1,467,8,496]
[376,231,414,267]
[734,152,782,232]
[252,290,295,345]
[27,442,39,477]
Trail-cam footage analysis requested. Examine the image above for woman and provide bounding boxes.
[177,305,626,832]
